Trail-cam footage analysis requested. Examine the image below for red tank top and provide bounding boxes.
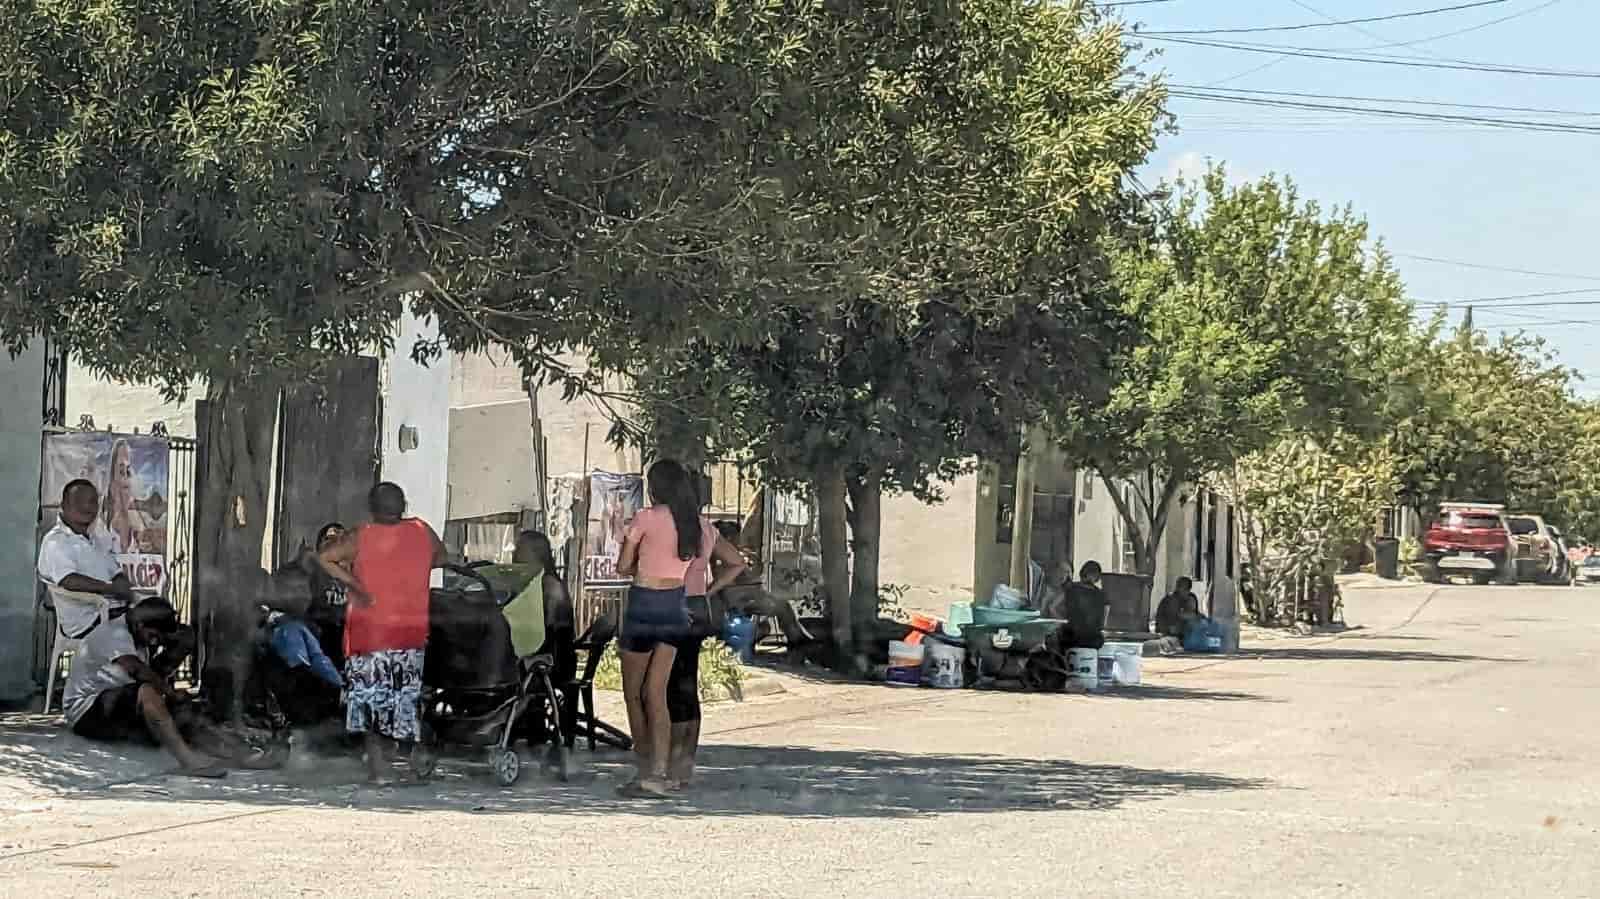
[346,519,434,656]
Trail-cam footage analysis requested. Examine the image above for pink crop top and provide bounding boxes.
[625,505,700,582]
[683,518,721,596]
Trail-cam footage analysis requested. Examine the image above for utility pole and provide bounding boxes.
[1463,305,1474,334]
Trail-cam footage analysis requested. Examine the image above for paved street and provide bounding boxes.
[3,580,1598,897]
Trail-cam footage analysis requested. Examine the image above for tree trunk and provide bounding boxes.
[197,375,280,722]
[1103,471,1182,579]
[847,473,883,650]
[814,469,853,663]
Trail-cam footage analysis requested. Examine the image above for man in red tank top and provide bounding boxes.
[317,482,448,784]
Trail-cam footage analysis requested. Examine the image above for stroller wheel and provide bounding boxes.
[493,749,521,787]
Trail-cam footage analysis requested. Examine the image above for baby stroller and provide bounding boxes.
[416,565,568,786]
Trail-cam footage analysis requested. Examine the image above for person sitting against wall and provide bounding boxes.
[38,479,136,640]
[1155,576,1203,639]
[1062,561,1109,650]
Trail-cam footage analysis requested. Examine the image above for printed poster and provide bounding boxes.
[40,432,171,594]
[582,471,644,585]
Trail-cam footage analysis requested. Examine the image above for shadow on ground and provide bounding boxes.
[0,716,1264,821]
[1235,646,1523,664]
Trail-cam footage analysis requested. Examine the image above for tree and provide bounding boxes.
[1051,165,1413,582]
[622,1,1164,662]
[0,0,953,688]
[1215,435,1397,625]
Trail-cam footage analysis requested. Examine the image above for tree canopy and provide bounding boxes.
[1050,165,1413,575]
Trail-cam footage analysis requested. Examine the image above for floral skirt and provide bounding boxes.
[344,649,424,742]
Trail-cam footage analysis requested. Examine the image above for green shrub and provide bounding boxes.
[590,640,747,702]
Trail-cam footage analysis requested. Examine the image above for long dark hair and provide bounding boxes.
[648,459,703,562]
[518,530,561,579]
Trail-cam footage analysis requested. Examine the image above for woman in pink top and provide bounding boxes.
[614,459,703,797]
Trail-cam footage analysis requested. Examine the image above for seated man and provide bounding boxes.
[62,597,227,778]
[1062,560,1109,650]
[1155,576,1202,638]
[38,479,135,638]
[712,522,815,646]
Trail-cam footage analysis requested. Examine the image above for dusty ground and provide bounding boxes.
[3,578,1597,897]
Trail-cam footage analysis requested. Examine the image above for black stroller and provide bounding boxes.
[415,566,569,786]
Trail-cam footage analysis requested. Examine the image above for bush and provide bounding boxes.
[591,640,747,702]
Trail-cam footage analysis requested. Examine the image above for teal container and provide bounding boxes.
[971,605,1040,627]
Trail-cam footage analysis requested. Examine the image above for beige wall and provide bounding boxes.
[450,349,640,479]
[67,369,201,439]
[878,474,979,615]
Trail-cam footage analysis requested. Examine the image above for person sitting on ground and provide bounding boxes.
[305,522,351,671]
[317,482,449,785]
[1063,560,1109,650]
[62,597,227,777]
[38,479,136,639]
[1155,576,1202,639]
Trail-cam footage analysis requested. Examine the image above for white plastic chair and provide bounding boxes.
[40,584,114,715]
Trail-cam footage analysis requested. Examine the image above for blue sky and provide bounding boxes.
[1123,0,1600,389]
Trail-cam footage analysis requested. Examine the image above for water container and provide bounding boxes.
[922,636,965,689]
[1100,641,1144,686]
[886,640,925,686]
[944,601,974,637]
[1068,648,1099,690]
[723,614,757,663]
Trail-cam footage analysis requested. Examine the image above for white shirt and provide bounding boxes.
[37,520,125,637]
[61,615,145,725]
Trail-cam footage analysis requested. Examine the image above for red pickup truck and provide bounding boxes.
[1420,502,1516,585]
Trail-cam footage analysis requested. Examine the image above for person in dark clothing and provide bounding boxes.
[1155,576,1202,638]
[1063,560,1109,649]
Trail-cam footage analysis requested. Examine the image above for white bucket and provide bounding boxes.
[1100,642,1143,686]
[887,640,925,687]
[923,638,965,689]
[1068,647,1099,690]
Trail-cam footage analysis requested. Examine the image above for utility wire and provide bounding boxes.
[1167,84,1600,117]
[1415,288,1600,307]
[1145,36,1600,79]
[1328,0,1567,52]
[1395,253,1600,282]
[1168,91,1600,135]
[1142,1,1506,36]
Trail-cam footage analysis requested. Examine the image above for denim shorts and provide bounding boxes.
[619,585,690,653]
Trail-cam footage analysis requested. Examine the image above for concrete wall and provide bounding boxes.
[1073,471,1125,576]
[67,370,200,438]
[450,348,639,479]
[448,401,540,520]
[382,312,452,531]
[879,474,978,613]
[0,344,44,701]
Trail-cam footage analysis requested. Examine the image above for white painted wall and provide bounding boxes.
[67,370,200,438]
[0,343,44,700]
[382,311,452,531]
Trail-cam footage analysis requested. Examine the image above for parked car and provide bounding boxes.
[1581,555,1600,585]
[1506,514,1566,584]
[1420,503,1516,585]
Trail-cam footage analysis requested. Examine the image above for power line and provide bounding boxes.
[1329,0,1568,52]
[1145,36,1600,79]
[1395,253,1600,282]
[1142,1,1507,36]
[1167,84,1600,117]
[1417,289,1600,307]
[1168,90,1600,135]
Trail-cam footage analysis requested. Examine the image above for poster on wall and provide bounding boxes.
[582,471,644,585]
[40,432,171,595]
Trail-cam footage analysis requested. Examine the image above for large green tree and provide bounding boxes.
[1052,166,1414,579]
[623,1,1163,660]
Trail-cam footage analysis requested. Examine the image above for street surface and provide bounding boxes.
[3,579,1598,897]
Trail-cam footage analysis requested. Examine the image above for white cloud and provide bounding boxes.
[1161,151,1254,188]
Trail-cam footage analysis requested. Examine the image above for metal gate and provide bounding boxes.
[165,432,198,627]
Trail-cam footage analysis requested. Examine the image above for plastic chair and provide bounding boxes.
[40,585,113,715]
[561,615,632,752]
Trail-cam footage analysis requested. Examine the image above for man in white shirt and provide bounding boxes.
[37,479,134,638]
[63,597,225,778]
